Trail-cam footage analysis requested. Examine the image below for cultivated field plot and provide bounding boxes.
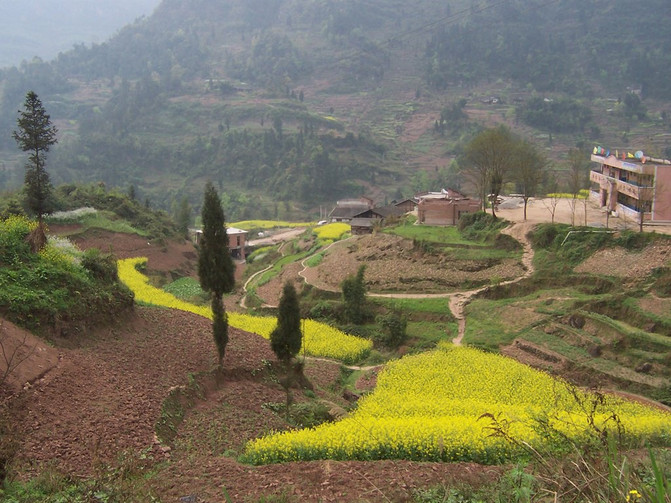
[118,257,372,363]
[244,344,671,465]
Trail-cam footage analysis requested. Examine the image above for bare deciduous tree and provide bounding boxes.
[567,148,590,227]
[0,320,37,390]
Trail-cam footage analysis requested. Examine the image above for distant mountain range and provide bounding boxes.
[0,0,161,67]
[1,0,670,220]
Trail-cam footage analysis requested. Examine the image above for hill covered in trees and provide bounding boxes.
[0,0,670,219]
[0,0,161,68]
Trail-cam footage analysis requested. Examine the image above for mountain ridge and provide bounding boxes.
[0,0,670,219]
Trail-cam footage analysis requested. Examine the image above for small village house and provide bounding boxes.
[349,204,406,234]
[416,189,481,225]
[392,198,418,213]
[328,197,374,223]
[193,226,249,260]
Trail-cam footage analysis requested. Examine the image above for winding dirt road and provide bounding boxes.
[293,222,537,345]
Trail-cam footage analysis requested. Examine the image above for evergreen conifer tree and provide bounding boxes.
[198,182,235,367]
[270,281,302,365]
[13,91,58,226]
[342,265,367,324]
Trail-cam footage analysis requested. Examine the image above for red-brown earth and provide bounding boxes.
[5,209,671,501]
[2,226,504,502]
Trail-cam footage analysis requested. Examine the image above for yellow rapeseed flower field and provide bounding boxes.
[243,344,671,464]
[313,222,350,240]
[117,257,371,363]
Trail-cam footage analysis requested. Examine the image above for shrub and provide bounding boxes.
[377,311,408,349]
[0,216,132,333]
[458,211,508,242]
[81,249,119,283]
[614,230,654,250]
[529,223,559,249]
[0,216,36,265]
[308,300,338,321]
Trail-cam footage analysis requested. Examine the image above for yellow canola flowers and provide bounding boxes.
[117,257,371,363]
[244,344,671,465]
[313,223,350,241]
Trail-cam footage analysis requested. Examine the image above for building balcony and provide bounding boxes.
[591,154,657,175]
[590,170,653,200]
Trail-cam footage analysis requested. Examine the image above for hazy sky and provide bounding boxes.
[0,0,162,68]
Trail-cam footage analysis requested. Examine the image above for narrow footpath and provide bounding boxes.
[357,222,536,345]
[244,222,536,346]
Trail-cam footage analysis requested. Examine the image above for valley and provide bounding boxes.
[2,198,670,501]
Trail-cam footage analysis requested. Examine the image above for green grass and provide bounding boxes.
[253,244,321,288]
[406,321,456,348]
[163,277,207,303]
[305,251,325,267]
[371,297,458,349]
[372,296,453,316]
[47,209,148,237]
[385,224,486,246]
[524,329,593,360]
[0,216,133,333]
[462,298,536,350]
[79,211,149,236]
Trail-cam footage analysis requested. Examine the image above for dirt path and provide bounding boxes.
[449,222,535,344]
[240,240,292,309]
[300,222,536,346]
[246,227,307,248]
[298,236,354,292]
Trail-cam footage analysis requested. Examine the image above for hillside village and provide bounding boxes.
[1,0,671,501]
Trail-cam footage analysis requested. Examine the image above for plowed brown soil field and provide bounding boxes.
[2,226,503,502]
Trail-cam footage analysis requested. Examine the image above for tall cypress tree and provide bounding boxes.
[342,265,367,324]
[198,182,235,367]
[270,281,302,365]
[13,91,58,227]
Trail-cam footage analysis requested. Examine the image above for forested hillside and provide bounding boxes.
[1,0,670,218]
[0,0,160,68]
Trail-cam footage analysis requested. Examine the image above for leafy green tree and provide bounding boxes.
[463,126,517,218]
[623,93,647,121]
[377,311,408,349]
[342,265,367,324]
[513,139,548,221]
[175,196,192,239]
[270,282,302,365]
[127,184,136,201]
[198,182,235,367]
[12,91,58,226]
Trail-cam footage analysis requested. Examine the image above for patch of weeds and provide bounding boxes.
[262,401,333,429]
[650,267,671,297]
[155,373,203,444]
[412,464,535,503]
[332,366,355,391]
[305,251,325,267]
[2,452,160,503]
[163,277,208,304]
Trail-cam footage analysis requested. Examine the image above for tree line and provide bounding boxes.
[424,0,671,100]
